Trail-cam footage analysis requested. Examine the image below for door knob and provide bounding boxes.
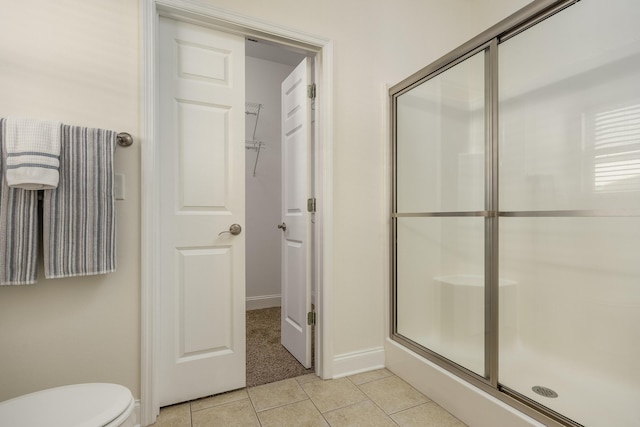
[218,224,242,236]
[277,222,287,231]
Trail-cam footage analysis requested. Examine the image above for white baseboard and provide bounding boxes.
[246,294,281,311]
[331,347,385,379]
[134,400,141,427]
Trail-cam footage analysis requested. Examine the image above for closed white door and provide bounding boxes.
[158,17,246,406]
[280,58,313,368]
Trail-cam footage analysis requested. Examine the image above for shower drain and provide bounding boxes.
[532,385,558,398]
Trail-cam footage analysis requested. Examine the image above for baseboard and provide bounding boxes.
[134,400,141,427]
[331,347,385,379]
[246,294,281,310]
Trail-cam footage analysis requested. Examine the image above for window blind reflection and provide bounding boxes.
[593,104,640,193]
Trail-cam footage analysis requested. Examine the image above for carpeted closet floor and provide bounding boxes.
[246,306,314,387]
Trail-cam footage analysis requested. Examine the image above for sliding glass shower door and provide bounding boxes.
[394,49,488,376]
[391,1,640,426]
[498,1,640,425]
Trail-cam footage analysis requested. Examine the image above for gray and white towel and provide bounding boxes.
[5,116,62,189]
[43,125,117,279]
[0,118,40,285]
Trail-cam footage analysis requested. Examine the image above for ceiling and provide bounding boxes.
[245,39,308,66]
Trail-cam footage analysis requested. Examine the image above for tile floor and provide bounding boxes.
[151,369,467,426]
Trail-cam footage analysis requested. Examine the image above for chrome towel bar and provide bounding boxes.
[116,132,133,147]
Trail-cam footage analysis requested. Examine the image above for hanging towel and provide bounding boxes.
[0,118,40,285]
[43,125,116,279]
[5,117,62,189]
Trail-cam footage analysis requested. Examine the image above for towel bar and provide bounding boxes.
[116,132,133,147]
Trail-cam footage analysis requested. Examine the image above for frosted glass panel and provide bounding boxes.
[500,218,640,426]
[396,217,485,376]
[499,0,640,212]
[499,1,640,425]
[396,51,485,213]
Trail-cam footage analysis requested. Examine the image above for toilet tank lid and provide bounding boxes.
[0,383,133,427]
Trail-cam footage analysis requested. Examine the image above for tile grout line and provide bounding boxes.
[177,371,457,427]
[353,375,467,426]
[295,375,374,426]
[351,372,464,425]
[347,374,402,426]
[296,376,332,425]
[249,389,262,427]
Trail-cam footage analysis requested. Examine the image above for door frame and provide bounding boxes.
[140,0,334,424]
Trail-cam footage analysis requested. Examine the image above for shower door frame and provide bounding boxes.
[390,39,498,384]
[389,1,587,426]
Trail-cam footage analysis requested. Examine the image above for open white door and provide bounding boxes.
[280,58,313,368]
[158,17,245,406]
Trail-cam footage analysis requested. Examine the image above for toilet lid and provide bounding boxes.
[0,383,133,427]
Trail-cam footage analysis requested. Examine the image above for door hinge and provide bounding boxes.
[307,83,316,99]
[307,198,316,213]
[307,310,316,326]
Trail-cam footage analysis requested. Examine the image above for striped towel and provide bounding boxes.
[43,125,117,279]
[0,118,40,285]
[5,117,62,189]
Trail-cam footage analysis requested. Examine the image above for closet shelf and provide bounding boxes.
[245,139,266,151]
[245,102,262,116]
[246,102,264,177]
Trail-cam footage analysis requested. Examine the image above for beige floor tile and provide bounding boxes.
[347,368,395,385]
[296,373,322,385]
[323,400,397,427]
[359,376,429,414]
[191,399,259,427]
[301,377,368,413]
[391,402,466,427]
[152,403,191,427]
[248,378,308,412]
[257,399,329,427]
[152,373,455,427]
[190,388,249,412]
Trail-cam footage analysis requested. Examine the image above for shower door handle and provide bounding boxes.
[218,224,242,236]
[277,222,287,232]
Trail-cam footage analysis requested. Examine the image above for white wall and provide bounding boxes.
[245,55,296,310]
[0,0,534,410]
[0,0,139,401]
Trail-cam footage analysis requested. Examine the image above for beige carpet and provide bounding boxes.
[246,307,314,387]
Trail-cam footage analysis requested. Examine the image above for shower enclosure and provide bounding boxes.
[390,1,640,426]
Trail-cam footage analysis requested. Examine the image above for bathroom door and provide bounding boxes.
[157,17,246,406]
[280,58,313,368]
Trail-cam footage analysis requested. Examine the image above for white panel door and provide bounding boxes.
[158,17,245,406]
[280,58,313,368]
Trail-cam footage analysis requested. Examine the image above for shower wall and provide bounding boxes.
[245,56,295,310]
[499,53,640,376]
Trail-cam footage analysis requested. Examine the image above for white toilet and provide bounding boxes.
[0,383,137,427]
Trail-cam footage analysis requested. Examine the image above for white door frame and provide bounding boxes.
[140,0,334,424]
